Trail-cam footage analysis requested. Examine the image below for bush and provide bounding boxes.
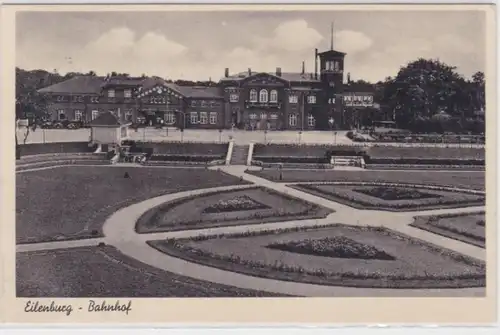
[149,154,224,162]
[252,155,330,164]
[19,142,96,156]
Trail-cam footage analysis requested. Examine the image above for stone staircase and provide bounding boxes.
[230,144,249,165]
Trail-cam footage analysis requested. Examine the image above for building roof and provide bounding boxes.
[102,77,146,87]
[37,75,223,99]
[138,77,223,99]
[175,86,223,99]
[38,76,105,94]
[220,71,319,83]
[317,49,346,57]
[89,111,129,127]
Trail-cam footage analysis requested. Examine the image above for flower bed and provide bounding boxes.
[149,154,224,162]
[149,224,485,289]
[135,186,333,234]
[365,164,485,171]
[267,236,395,260]
[247,169,485,190]
[353,186,438,201]
[290,183,485,211]
[203,195,270,213]
[133,141,229,155]
[252,156,331,164]
[366,146,485,161]
[365,157,485,166]
[410,212,486,248]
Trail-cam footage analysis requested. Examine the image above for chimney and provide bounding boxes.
[248,68,252,76]
[314,48,318,80]
[224,68,229,78]
[276,67,282,77]
[301,61,305,75]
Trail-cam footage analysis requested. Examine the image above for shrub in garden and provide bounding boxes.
[267,236,395,260]
[202,196,270,213]
[353,186,438,201]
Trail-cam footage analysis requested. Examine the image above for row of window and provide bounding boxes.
[237,90,316,104]
[190,112,218,125]
[246,89,278,103]
[56,108,312,127]
[190,100,221,108]
[56,109,133,121]
[55,96,101,103]
[107,89,132,98]
[56,91,317,105]
[289,114,316,127]
[288,95,316,104]
[247,113,316,127]
[325,60,341,72]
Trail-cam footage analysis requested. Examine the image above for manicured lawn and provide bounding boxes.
[17,245,283,297]
[290,184,485,211]
[16,166,250,244]
[149,224,485,289]
[136,186,333,234]
[248,169,485,190]
[411,212,486,248]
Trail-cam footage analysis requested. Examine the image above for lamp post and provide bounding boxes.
[328,117,335,143]
[264,129,268,143]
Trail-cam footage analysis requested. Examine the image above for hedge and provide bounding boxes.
[19,142,97,156]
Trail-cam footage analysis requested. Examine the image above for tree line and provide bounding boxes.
[16,58,486,134]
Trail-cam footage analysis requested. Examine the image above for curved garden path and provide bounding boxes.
[16,164,486,297]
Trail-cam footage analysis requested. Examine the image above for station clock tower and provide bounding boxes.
[316,22,346,129]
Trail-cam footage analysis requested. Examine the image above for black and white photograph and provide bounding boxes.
[2,2,496,325]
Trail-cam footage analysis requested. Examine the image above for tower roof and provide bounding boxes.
[317,49,346,57]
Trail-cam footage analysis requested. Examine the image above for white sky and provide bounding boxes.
[16,10,486,82]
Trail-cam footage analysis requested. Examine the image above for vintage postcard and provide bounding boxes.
[0,3,497,325]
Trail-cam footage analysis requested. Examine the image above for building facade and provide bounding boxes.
[37,45,377,130]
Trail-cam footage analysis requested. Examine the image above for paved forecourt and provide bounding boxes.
[17,127,484,147]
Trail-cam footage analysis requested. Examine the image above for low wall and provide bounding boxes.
[19,142,96,157]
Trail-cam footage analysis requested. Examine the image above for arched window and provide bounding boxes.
[249,89,258,102]
[259,89,268,103]
[289,114,297,127]
[270,90,278,103]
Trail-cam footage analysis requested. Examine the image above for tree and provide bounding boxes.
[379,58,471,129]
